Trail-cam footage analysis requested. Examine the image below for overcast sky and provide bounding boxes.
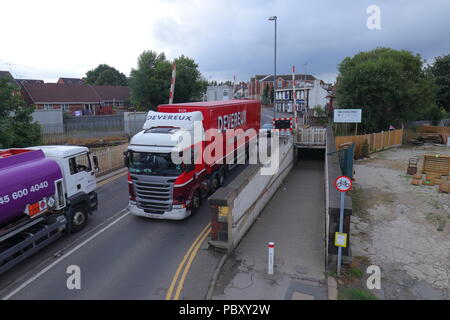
[1,0,449,84]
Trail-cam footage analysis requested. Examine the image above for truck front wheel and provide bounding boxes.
[71,205,89,233]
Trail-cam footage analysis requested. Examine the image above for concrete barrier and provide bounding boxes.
[208,137,294,251]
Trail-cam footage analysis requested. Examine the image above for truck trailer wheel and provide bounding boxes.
[71,205,89,233]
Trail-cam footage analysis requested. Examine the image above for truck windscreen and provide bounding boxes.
[129,152,183,176]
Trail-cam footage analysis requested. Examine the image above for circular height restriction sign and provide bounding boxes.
[335,176,352,192]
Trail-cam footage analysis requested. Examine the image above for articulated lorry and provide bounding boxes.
[0,146,98,274]
[125,100,261,220]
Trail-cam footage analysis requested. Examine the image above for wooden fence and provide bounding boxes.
[335,129,403,158]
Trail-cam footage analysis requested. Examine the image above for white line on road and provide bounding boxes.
[2,209,131,300]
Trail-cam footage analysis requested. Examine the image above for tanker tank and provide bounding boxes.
[0,149,63,227]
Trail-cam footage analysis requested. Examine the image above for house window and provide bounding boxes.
[61,104,69,111]
[43,104,52,110]
[277,80,282,88]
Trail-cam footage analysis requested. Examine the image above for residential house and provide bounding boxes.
[57,77,84,85]
[247,73,330,114]
[21,83,130,115]
[233,82,248,99]
[93,85,131,112]
[15,79,44,87]
[0,71,19,87]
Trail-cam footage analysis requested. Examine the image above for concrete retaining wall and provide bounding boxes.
[209,137,294,251]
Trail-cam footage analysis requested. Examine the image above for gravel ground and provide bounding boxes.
[350,144,450,300]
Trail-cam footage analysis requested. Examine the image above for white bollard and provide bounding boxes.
[268,242,275,275]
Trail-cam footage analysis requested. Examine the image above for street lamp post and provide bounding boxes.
[268,16,277,119]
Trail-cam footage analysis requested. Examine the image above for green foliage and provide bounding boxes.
[129,51,206,111]
[427,54,450,112]
[338,288,378,300]
[0,79,41,148]
[336,48,437,133]
[85,64,128,86]
[173,55,207,103]
[129,51,172,110]
[261,84,270,105]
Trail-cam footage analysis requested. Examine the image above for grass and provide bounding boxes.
[350,185,368,217]
[426,213,447,231]
[347,266,364,279]
[338,287,378,300]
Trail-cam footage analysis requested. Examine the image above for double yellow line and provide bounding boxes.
[166,223,211,300]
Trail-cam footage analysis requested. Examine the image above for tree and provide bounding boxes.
[129,51,172,110]
[336,48,437,132]
[85,64,128,86]
[0,79,41,148]
[129,51,207,110]
[261,84,270,105]
[173,55,207,103]
[427,54,450,112]
[269,86,274,104]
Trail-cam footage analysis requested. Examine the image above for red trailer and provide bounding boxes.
[125,100,261,220]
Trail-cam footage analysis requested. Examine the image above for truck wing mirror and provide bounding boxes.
[93,155,99,172]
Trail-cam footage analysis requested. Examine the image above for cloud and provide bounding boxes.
[0,0,449,84]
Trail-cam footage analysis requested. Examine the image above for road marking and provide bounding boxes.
[97,170,127,188]
[173,226,211,300]
[165,223,211,300]
[2,209,130,300]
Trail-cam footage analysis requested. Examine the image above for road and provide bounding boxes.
[0,107,288,300]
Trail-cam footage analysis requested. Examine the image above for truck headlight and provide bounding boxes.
[173,204,186,209]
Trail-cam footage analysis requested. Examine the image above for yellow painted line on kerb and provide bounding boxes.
[166,223,211,300]
[97,171,127,187]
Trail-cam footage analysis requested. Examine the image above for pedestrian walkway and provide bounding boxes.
[213,149,327,300]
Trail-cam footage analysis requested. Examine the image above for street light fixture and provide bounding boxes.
[268,16,277,119]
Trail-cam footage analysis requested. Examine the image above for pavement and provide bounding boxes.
[212,149,328,300]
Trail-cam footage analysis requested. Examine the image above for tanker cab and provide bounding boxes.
[64,151,97,198]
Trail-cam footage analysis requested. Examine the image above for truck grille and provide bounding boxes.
[135,181,173,214]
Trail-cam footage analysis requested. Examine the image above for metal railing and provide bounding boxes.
[296,127,327,146]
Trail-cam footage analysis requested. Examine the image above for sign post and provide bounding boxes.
[334,176,352,275]
[333,109,362,136]
[268,242,275,275]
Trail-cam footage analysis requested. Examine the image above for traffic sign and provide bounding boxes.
[335,232,348,248]
[334,176,352,192]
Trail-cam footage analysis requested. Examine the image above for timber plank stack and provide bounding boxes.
[422,154,450,176]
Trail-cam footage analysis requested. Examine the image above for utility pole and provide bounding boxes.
[269,16,277,118]
[292,66,298,133]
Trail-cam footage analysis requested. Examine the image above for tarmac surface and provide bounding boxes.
[212,149,328,300]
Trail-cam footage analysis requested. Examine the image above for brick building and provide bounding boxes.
[21,83,130,115]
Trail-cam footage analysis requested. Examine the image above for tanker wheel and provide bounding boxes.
[191,190,201,216]
[71,205,89,233]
